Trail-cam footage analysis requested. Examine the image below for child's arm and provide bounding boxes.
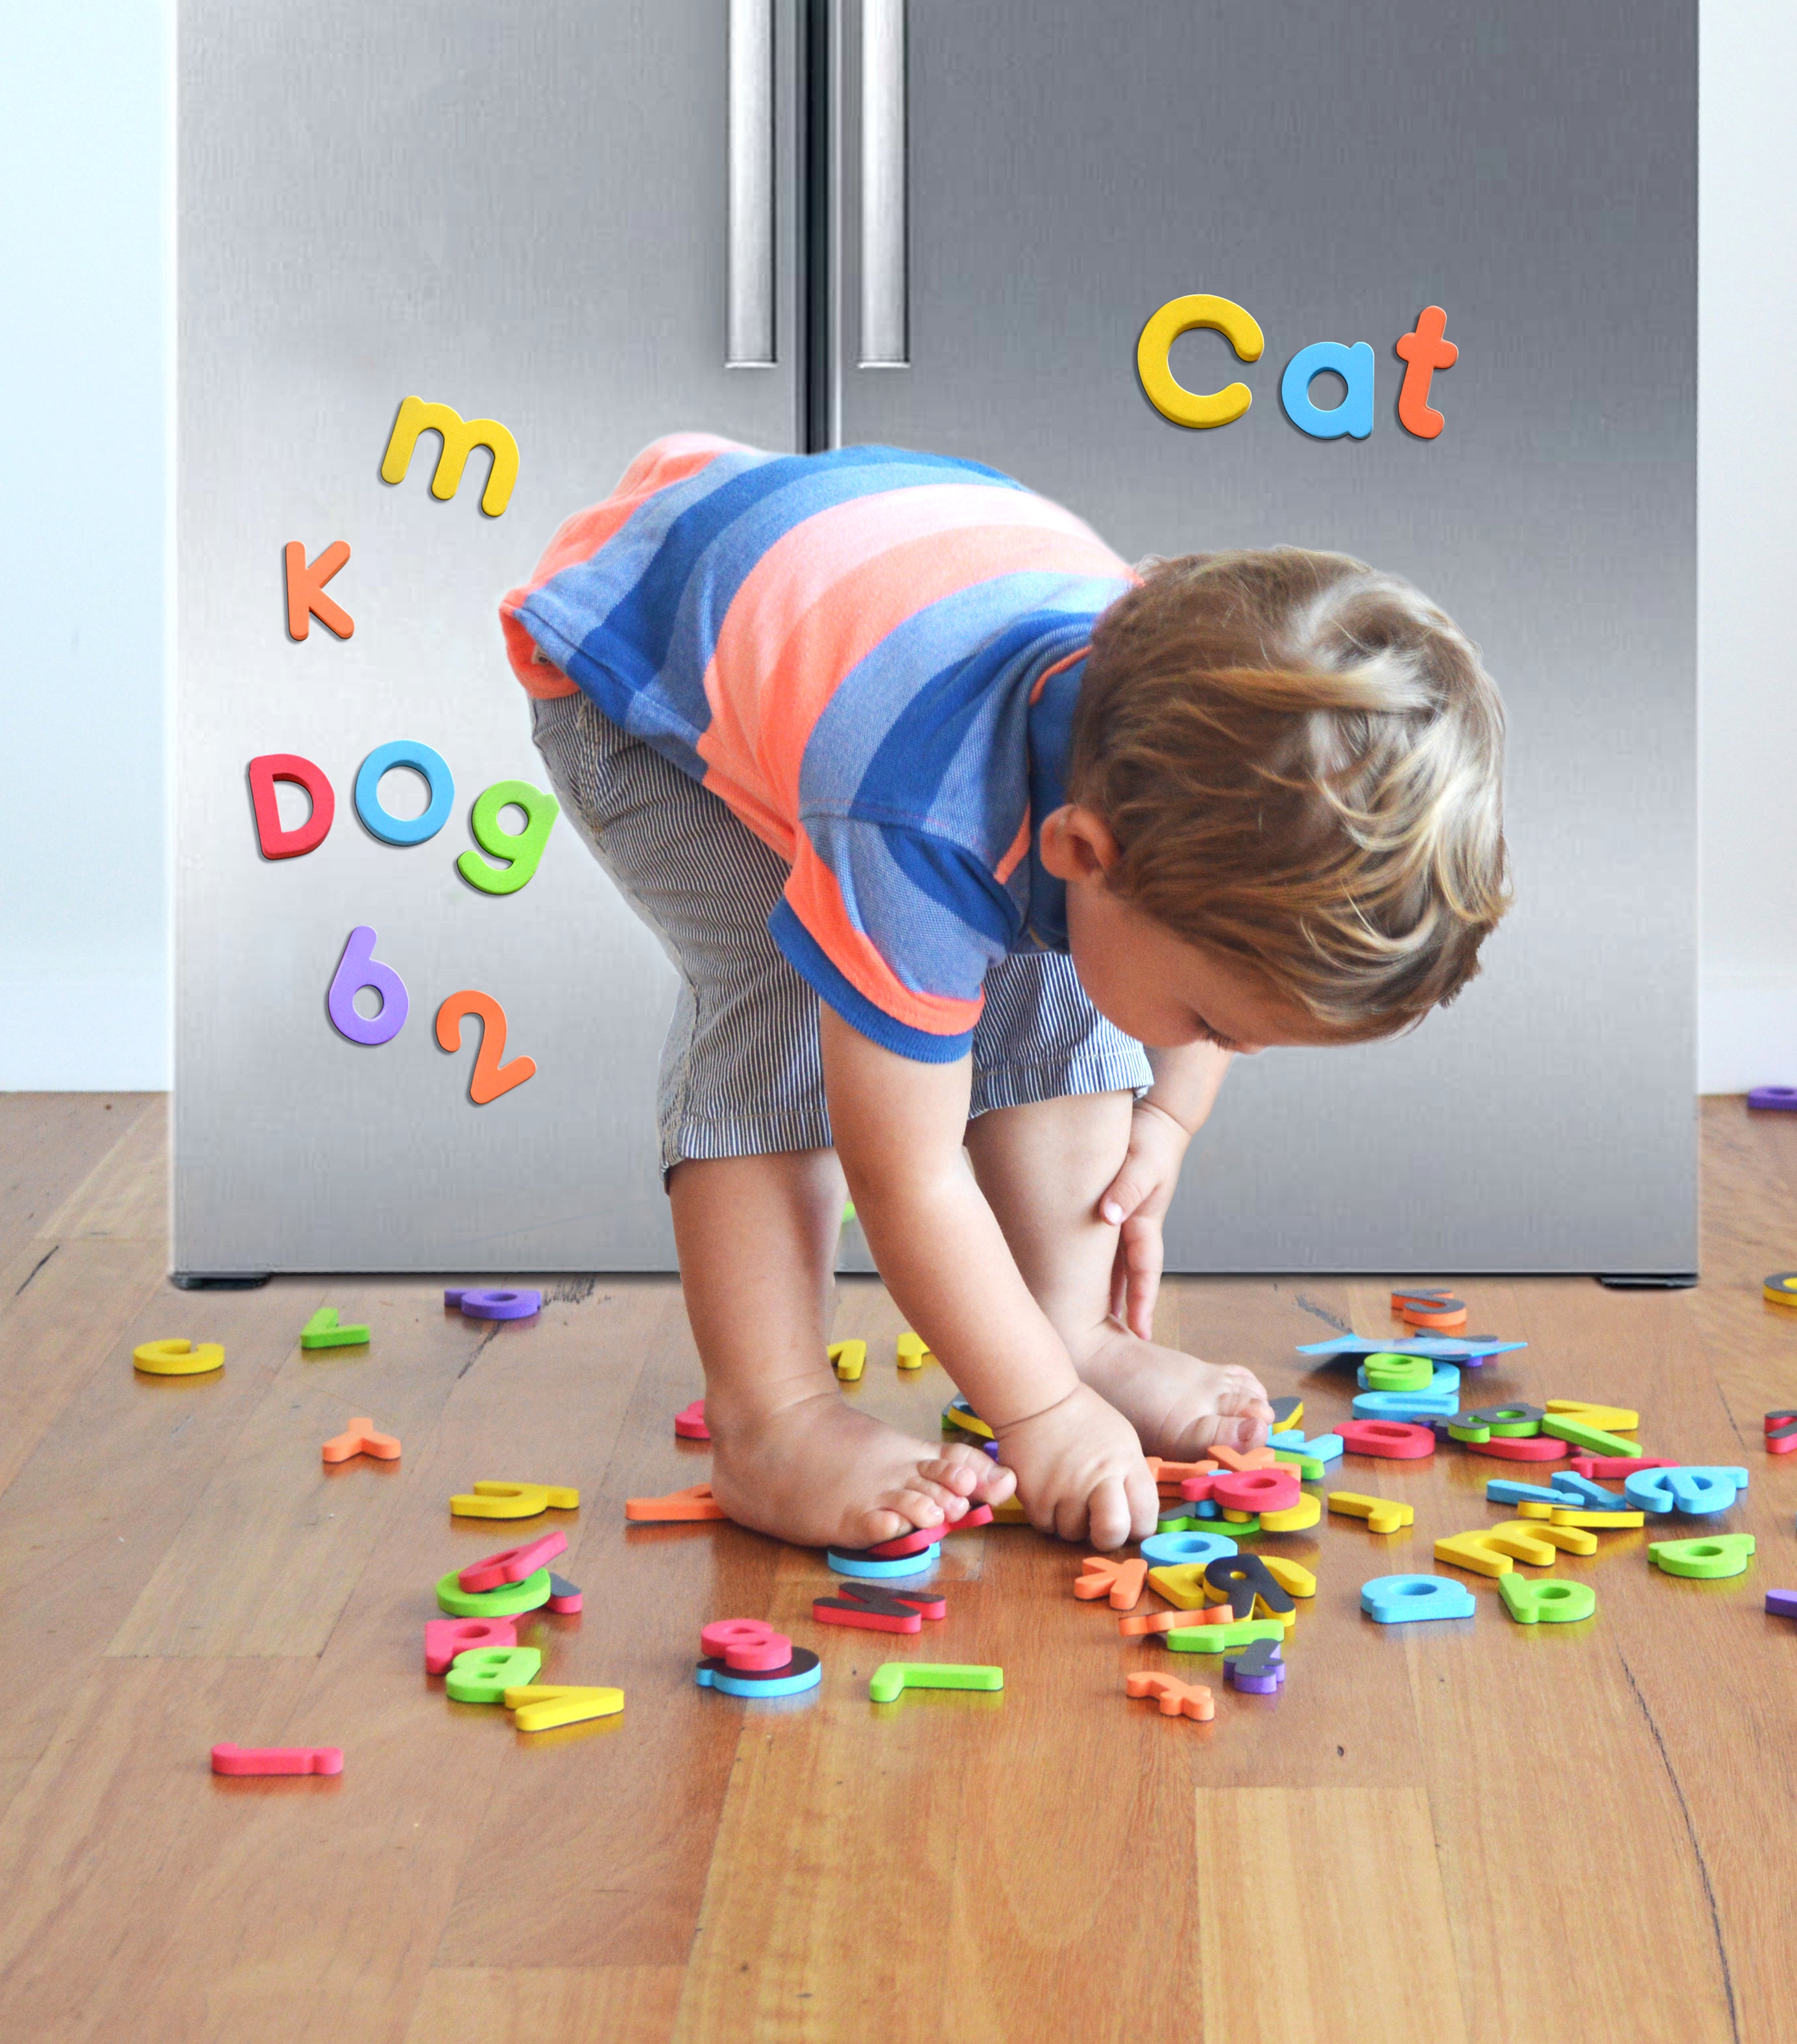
[1100,1042,1234,1339]
[820,1008,1160,1549]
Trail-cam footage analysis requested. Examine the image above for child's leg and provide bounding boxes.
[533,689,1005,1550]
[963,1091,1272,1459]
[672,1149,1009,1548]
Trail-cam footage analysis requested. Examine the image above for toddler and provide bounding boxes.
[500,434,1508,1551]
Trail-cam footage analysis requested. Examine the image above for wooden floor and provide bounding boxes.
[1,1095,1794,2043]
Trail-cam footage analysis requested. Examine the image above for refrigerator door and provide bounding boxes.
[832,0,1697,1274]
[176,1,802,1273]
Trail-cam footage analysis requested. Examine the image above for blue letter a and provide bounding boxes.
[1281,341,1375,440]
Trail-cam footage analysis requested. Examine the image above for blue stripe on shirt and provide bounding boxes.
[767,899,976,1063]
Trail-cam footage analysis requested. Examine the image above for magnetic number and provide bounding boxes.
[435,990,536,1104]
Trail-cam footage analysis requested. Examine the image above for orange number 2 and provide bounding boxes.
[435,990,537,1104]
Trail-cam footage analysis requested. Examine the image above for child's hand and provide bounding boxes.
[1099,1099,1194,1339]
[992,1383,1160,1549]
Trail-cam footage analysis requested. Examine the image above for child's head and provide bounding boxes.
[1042,548,1510,1053]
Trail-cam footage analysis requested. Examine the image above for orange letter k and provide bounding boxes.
[285,540,354,640]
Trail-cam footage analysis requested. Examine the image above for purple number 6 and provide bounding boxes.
[327,926,409,1047]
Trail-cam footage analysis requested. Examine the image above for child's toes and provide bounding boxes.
[887,1485,956,1532]
[927,1449,1017,1506]
[920,1452,980,1496]
[858,1505,915,1546]
[1189,1411,1257,1454]
[908,1470,974,1518]
[1218,1365,1272,1403]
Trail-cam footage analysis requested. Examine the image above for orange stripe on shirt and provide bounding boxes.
[498,432,757,699]
[1028,644,1089,706]
[993,810,1033,886]
[694,487,1129,820]
[784,833,986,1040]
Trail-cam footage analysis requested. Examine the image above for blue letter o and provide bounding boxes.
[355,740,455,846]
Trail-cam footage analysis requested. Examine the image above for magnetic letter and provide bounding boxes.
[1360,1574,1477,1623]
[1497,1575,1595,1625]
[507,1685,624,1731]
[1137,294,1265,430]
[354,740,455,847]
[1225,1637,1286,1691]
[444,1646,543,1705]
[868,1662,1004,1703]
[1140,1529,1240,1570]
[1280,341,1376,440]
[211,1745,343,1776]
[1124,1671,1215,1721]
[283,540,354,640]
[457,779,561,895]
[1394,306,1458,439]
[424,1617,516,1674]
[1203,1553,1296,1623]
[326,926,408,1047]
[248,753,335,860]
[380,395,519,517]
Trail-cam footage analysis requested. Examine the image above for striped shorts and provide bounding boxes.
[531,689,1152,1181]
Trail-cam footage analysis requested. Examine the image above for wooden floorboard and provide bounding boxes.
[402,1967,684,2044]
[1,1093,1794,2042]
[1193,1786,1466,2044]
[0,1092,160,1265]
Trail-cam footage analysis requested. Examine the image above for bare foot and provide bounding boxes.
[707,1387,1016,1550]
[1072,1324,1275,1463]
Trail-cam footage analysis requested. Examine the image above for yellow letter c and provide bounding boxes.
[1137,294,1264,429]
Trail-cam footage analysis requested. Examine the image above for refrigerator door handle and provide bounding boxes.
[727,0,777,365]
[859,0,908,367]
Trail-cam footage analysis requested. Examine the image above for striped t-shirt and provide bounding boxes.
[500,433,1137,1061]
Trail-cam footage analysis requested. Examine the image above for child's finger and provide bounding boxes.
[1085,1477,1134,1551]
[1122,1216,1164,1341]
[1098,1157,1153,1228]
[1124,1463,1161,1540]
[966,1456,1018,1505]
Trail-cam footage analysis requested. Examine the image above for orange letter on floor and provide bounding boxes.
[321,1417,400,1464]
[1075,1556,1148,1611]
[1125,1671,1215,1722]
[624,1481,727,1523]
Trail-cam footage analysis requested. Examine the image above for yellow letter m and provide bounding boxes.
[380,396,519,517]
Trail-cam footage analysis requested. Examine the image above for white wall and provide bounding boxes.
[0,5,169,1088]
[0,3,1787,1091]
[1696,0,1797,1089]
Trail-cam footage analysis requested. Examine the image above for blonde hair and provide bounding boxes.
[1070,548,1510,1037]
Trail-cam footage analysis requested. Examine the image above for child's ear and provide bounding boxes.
[1039,805,1122,882]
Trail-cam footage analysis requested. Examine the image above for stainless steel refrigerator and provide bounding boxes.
[175,0,1697,1280]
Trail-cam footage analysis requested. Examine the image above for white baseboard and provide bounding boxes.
[0,968,170,1090]
[1699,982,1797,1094]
